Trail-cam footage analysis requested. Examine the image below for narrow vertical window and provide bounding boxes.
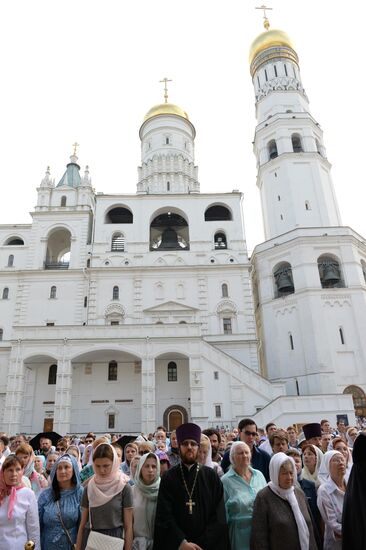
[339,328,345,345]
[284,64,288,76]
[0,329,3,341]
[165,137,170,145]
[84,296,88,307]
[2,288,9,300]
[274,65,278,77]
[167,361,178,382]
[167,181,170,191]
[257,75,260,87]
[264,69,268,81]
[108,360,118,381]
[50,286,57,299]
[214,371,219,380]
[280,214,283,220]
[278,195,281,201]
[112,286,119,300]
[61,196,67,207]
[223,318,232,334]
[305,201,310,210]
[293,65,296,78]
[87,258,91,268]
[7,255,14,267]
[222,283,228,298]
[48,364,57,384]
[289,333,294,350]
[108,414,115,429]
[215,405,222,418]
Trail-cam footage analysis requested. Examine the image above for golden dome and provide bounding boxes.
[143,102,189,122]
[249,29,295,65]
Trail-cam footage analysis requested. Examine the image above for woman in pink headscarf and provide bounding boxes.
[0,455,40,549]
[76,443,133,550]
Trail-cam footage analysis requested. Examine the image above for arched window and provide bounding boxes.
[111,233,125,251]
[214,232,227,249]
[291,134,303,153]
[273,262,295,298]
[267,139,278,160]
[108,360,118,381]
[205,205,232,221]
[0,328,3,341]
[112,286,119,300]
[50,286,57,299]
[105,207,133,224]
[343,385,366,417]
[2,288,9,300]
[150,211,189,250]
[60,196,67,207]
[222,283,229,298]
[318,254,344,288]
[7,255,14,267]
[167,361,178,382]
[5,237,24,245]
[48,364,57,385]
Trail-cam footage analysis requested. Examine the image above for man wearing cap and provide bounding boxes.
[153,422,229,550]
[302,422,322,448]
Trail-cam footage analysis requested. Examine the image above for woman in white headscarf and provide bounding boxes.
[197,434,223,477]
[301,444,323,489]
[250,452,318,550]
[317,450,346,550]
[132,452,160,550]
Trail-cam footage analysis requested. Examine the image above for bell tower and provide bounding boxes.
[250,15,341,240]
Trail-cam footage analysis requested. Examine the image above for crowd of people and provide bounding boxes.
[0,416,365,550]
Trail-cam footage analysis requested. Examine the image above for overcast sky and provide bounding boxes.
[0,1,364,254]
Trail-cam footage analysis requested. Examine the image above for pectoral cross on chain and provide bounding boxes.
[186,499,195,514]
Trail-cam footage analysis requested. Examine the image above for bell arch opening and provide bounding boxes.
[45,228,72,269]
[150,210,189,251]
[273,261,295,298]
[318,254,344,289]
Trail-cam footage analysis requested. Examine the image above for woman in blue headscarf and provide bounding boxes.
[132,452,161,550]
[38,453,83,549]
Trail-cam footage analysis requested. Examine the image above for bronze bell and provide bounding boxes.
[322,262,340,286]
[158,227,179,249]
[275,269,294,293]
[24,542,35,550]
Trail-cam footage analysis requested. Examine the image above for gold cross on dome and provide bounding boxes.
[255,4,273,30]
[72,142,79,156]
[159,77,172,103]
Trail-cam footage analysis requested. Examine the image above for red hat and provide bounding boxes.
[176,423,201,446]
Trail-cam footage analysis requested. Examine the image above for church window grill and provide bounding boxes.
[339,327,345,345]
[274,65,278,77]
[48,364,57,385]
[108,414,116,429]
[2,288,9,300]
[7,255,14,267]
[205,205,232,221]
[105,207,133,224]
[108,361,118,381]
[318,254,344,289]
[84,296,88,307]
[50,286,57,299]
[112,286,119,300]
[214,232,227,249]
[267,140,278,160]
[264,69,268,81]
[0,329,3,341]
[284,63,288,76]
[215,405,222,418]
[223,317,232,334]
[167,361,178,382]
[60,196,67,207]
[292,134,303,153]
[222,283,229,298]
[111,233,125,251]
[273,262,295,298]
[289,333,294,350]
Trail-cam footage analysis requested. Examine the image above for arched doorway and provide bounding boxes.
[163,405,188,431]
[343,385,366,417]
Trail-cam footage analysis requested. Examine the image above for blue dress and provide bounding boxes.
[38,485,84,549]
[222,466,267,550]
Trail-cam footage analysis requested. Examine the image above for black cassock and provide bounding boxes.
[153,462,230,550]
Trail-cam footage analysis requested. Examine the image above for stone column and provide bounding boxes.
[53,341,72,434]
[3,341,25,434]
[141,347,156,434]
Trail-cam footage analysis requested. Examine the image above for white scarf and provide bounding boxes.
[269,453,309,550]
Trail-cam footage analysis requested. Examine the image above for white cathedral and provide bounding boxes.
[0,20,365,436]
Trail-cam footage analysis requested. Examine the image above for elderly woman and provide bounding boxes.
[38,453,83,549]
[222,441,266,550]
[132,452,160,549]
[0,455,40,549]
[331,437,352,482]
[317,451,346,550]
[342,432,366,549]
[301,444,323,488]
[251,452,318,550]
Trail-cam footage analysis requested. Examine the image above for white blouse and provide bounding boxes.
[317,477,345,550]
[0,487,40,550]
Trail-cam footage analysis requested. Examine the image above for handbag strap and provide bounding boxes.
[56,499,75,548]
